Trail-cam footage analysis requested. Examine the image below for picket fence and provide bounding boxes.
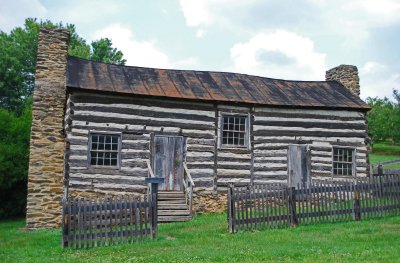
[62,195,157,248]
[227,174,400,233]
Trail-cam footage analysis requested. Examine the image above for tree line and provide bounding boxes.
[0,18,399,219]
[366,90,400,144]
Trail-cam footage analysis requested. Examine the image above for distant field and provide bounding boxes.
[1,215,400,262]
[372,143,400,154]
[370,143,400,168]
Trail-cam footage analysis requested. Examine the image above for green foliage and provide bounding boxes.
[0,101,31,219]
[90,38,126,65]
[0,18,125,114]
[1,215,400,262]
[367,89,400,143]
[0,18,126,219]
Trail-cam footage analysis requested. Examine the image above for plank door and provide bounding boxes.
[153,136,184,191]
[287,145,311,189]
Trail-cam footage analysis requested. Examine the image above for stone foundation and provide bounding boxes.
[193,193,228,214]
[68,190,143,200]
[26,29,70,229]
[326,65,360,96]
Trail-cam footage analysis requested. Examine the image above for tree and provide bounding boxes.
[0,18,126,219]
[91,38,126,65]
[0,18,125,114]
[367,89,400,144]
[0,100,31,219]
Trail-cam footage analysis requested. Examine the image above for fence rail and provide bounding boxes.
[228,174,400,233]
[62,195,156,248]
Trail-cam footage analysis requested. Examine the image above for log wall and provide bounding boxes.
[65,90,369,197]
[253,107,368,183]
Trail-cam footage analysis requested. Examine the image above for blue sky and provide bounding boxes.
[1,0,399,100]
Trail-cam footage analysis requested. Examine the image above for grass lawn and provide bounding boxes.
[369,143,400,169]
[370,143,400,169]
[372,143,400,155]
[1,214,400,262]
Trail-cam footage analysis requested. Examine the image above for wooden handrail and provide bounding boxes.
[183,163,194,186]
[146,160,155,178]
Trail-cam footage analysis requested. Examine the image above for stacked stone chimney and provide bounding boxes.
[326,65,360,96]
[26,29,70,229]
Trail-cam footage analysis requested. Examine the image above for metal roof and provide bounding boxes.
[66,56,370,110]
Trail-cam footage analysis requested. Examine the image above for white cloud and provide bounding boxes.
[0,0,46,32]
[229,30,326,80]
[196,29,206,38]
[179,0,400,45]
[92,24,171,68]
[360,61,400,100]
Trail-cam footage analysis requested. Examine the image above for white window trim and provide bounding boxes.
[218,112,250,149]
[87,131,122,169]
[331,146,356,177]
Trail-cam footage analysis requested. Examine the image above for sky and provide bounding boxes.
[1,0,399,101]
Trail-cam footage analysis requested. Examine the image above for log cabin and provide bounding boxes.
[26,29,370,229]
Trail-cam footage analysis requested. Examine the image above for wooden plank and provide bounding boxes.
[263,184,267,228]
[119,198,123,244]
[68,199,72,248]
[134,198,139,242]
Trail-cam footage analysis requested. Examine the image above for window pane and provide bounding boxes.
[333,147,354,176]
[221,115,247,147]
[112,143,118,151]
[92,142,98,150]
[90,134,120,167]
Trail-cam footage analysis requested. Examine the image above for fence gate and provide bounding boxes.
[287,145,311,189]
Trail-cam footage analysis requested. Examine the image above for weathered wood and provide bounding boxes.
[287,145,311,189]
[62,195,156,249]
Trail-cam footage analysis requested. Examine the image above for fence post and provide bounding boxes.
[61,197,67,248]
[378,164,383,176]
[145,177,164,239]
[353,183,361,221]
[228,184,235,233]
[288,187,298,227]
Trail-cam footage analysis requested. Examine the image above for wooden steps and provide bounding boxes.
[157,191,192,223]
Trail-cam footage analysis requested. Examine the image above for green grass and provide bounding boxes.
[370,143,400,168]
[1,214,400,262]
[372,143,400,154]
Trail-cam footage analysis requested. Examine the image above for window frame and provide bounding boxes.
[87,132,122,169]
[331,146,356,177]
[219,113,250,149]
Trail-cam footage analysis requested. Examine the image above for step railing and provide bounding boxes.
[183,162,195,215]
[146,160,156,200]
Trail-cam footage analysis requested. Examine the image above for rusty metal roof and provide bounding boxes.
[66,56,370,110]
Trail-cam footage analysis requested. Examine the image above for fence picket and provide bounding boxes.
[227,174,400,233]
[62,195,155,249]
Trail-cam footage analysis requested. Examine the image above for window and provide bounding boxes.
[221,115,248,147]
[332,147,354,176]
[89,134,120,167]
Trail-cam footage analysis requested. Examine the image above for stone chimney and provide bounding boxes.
[325,65,360,96]
[26,29,70,229]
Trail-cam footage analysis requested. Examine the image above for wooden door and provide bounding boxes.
[287,145,311,189]
[153,136,184,191]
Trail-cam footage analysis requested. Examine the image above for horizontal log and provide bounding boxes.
[253,166,287,172]
[186,138,215,146]
[72,114,214,131]
[218,148,251,154]
[71,92,215,112]
[73,104,215,123]
[253,120,366,130]
[217,164,252,170]
[255,107,364,118]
